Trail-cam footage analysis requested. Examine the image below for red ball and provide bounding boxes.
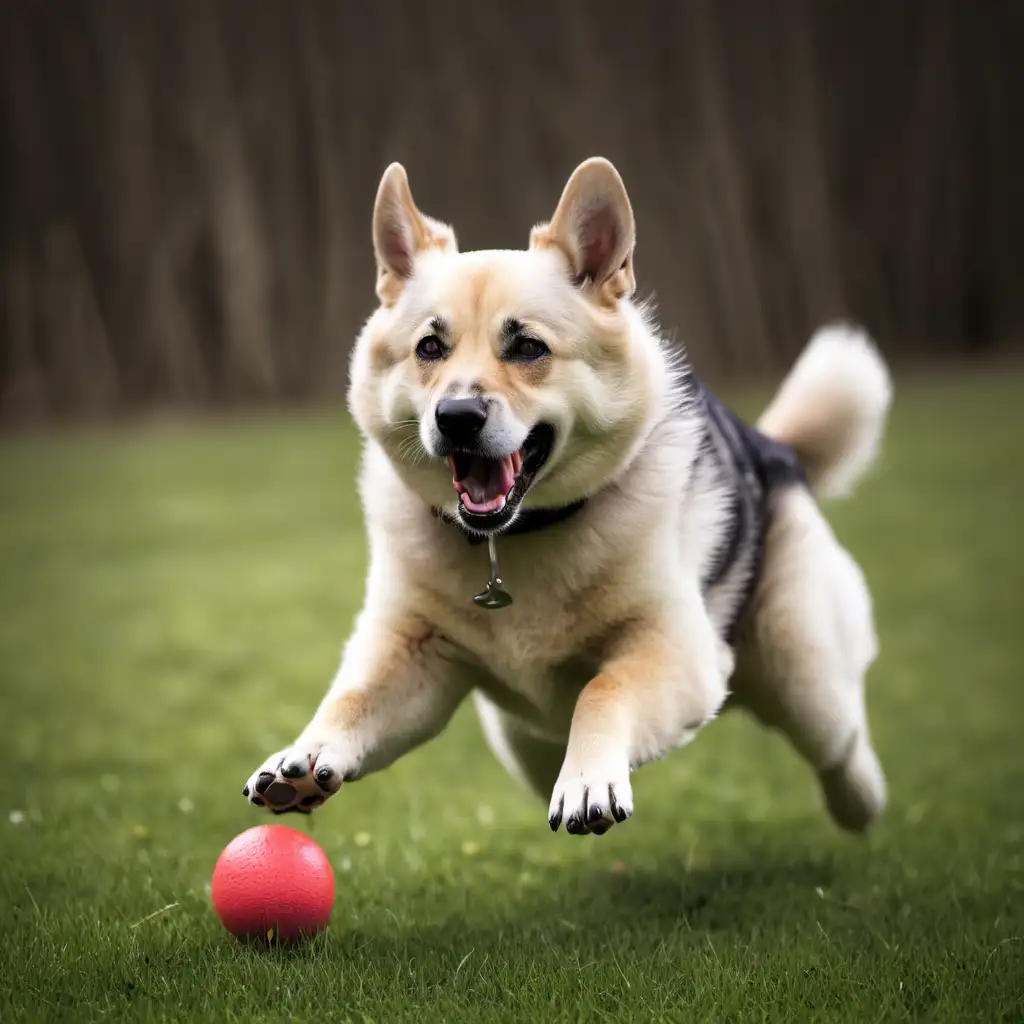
[211,825,334,944]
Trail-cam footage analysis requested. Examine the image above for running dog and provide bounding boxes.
[242,158,892,837]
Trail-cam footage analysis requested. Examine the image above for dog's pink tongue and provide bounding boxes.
[451,454,515,514]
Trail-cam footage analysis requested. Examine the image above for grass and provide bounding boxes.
[1,372,1022,1023]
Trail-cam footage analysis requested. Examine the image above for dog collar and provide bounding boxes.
[432,500,586,611]
[431,499,587,546]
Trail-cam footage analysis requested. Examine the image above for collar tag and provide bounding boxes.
[473,536,514,610]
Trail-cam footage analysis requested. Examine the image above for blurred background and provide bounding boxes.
[2,0,1023,425]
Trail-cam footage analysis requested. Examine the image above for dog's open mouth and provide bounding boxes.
[448,425,555,531]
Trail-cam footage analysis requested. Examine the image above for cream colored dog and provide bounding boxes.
[242,158,892,837]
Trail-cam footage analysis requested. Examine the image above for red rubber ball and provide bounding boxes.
[211,825,334,943]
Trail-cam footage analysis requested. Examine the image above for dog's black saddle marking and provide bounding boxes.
[696,381,806,640]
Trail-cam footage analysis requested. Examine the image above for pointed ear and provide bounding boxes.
[372,163,457,305]
[530,158,636,304]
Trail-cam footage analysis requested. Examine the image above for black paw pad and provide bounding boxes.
[565,814,587,835]
[241,785,250,797]
[586,802,607,826]
[262,780,296,807]
[591,822,609,836]
[300,795,319,808]
[251,795,265,807]
[314,765,335,789]
[254,772,275,795]
[281,761,307,780]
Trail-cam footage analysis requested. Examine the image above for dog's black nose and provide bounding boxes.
[436,397,489,443]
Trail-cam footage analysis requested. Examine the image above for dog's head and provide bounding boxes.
[349,158,669,535]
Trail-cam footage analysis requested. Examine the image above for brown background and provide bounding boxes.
[2,0,1022,423]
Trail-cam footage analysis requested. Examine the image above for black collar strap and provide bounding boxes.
[432,500,587,545]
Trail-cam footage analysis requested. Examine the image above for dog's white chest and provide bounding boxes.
[441,594,603,734]
[471,650,595,737]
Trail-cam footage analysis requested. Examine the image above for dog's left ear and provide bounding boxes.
[531,158,636,305]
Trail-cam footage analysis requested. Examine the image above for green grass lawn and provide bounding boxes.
[1,373,1022,1022]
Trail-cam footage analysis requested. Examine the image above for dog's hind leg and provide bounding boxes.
[473,693,566,801]
[733,486,887,832]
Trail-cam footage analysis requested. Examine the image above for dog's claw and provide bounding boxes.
[548,795,564,831]
[610,787,630,823]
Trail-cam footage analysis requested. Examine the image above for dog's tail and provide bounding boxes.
[757,323,893,499]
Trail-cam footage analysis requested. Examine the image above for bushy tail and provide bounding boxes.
[757,323,893,499]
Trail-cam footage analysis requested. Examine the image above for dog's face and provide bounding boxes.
[349,158,666,535]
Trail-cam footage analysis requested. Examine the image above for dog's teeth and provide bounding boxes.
[497,495,506,510]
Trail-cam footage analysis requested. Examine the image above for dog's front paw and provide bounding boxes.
[242,736,352,815]
[547,755,633,835]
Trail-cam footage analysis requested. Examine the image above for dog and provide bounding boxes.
[242,157,892,837]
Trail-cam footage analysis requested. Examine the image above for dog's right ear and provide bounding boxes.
[372,164,457,306]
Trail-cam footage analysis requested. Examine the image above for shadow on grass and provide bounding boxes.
[294,859,1019,1018]
[337,857,838,957]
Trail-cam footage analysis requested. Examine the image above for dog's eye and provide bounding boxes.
[508,337,550,362]
[416,336,445,361]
